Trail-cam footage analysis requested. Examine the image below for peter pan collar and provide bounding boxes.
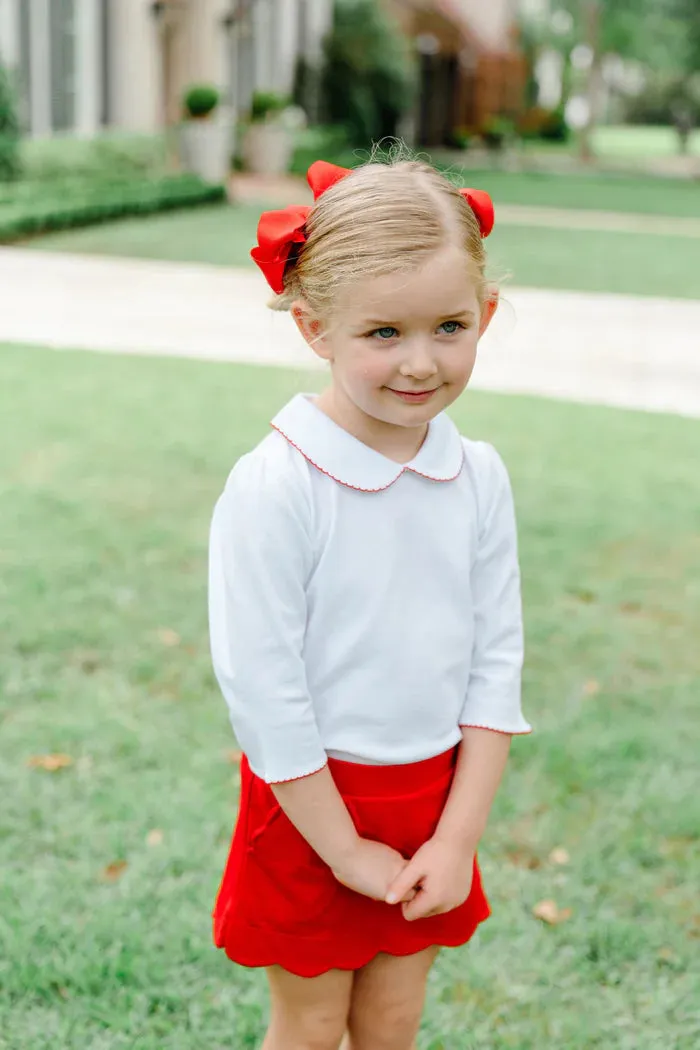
[271,394,465,492]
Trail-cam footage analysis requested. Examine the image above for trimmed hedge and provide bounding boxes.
[0,173,227,243]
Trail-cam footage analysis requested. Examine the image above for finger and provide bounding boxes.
[386,860,424,904]
[402,891,441,923]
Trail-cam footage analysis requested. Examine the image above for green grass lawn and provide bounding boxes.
[1,344,699,1049]
[593,125,700,158]
[29,199,700,299]
[519,125,700,160]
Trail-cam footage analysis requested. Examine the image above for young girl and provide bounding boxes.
[208,157,531,1050]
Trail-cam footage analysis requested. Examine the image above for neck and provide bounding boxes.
[315,386,428,465]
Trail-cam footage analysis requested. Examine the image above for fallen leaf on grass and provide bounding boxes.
[549,847,570,866]
[27,754,74,772]
[582,679,600,697]
[657,947,676,963]
[146,829,164,847]
[533,899,572,925]
[101,860,128,882]
[157,628,181,647]
[226,749,243,764]
[506,847,542,870]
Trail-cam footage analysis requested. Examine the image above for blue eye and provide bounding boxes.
[371,326,399,340]
[438,321,465,335]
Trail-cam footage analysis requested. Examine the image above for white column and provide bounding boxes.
[253,0,270,90]
[75,0,101,136]
[271,0,296,95]
[0,0,20,68]
[306,0,332,63]
[109,0,161,132]
[28,0,51,135]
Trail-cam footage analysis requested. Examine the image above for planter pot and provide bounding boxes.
[179,112,234,184]
[242,123,293,176]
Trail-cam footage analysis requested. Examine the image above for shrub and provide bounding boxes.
[480,115,515,150]
[0,173,226,243]
[624,74,700,128]
[0,63,21,181]
[320,0,415,146]
[540,106,570,142]
[249,90,290,123]
[183,84,220,120]
[446,127,473,151]
[21,132,169,181]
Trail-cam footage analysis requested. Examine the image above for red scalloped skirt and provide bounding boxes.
[212,747,490,977]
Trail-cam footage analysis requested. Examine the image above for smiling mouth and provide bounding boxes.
[387,387,440,401]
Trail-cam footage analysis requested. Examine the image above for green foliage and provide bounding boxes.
[183,84,220,120]
[446,127,474,151]
[624,73,700,128]
[480,115,516,150]
[320,0,415,146]
[0,174,226,243]
[0,62,21,181]
[21,132,169,181]
[518,105,570,142]
[249,90,290,123]
[289,124,357,174]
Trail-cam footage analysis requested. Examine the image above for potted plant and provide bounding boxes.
[179,83,233,184]
[241,91,296,176]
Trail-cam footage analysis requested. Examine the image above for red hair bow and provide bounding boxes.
[250,162,350,294]
[460,187,495,238]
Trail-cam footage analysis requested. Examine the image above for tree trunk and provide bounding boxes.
[579,0,601,163]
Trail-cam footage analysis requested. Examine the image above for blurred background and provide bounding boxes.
[1,3,699,1050]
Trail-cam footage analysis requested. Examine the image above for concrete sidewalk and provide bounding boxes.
[2,247,699,419]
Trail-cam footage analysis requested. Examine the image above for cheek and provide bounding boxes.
[442,335,478,381]
[343,345,392,385]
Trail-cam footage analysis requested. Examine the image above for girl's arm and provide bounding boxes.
[271,769,410,901]
[386,445,530,917]
[432,726,511,851]
[385,728,510,913]
[210,452,409,901]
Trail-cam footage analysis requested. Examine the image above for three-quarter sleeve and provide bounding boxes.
[208,449,328,783]
[460,444,532,735]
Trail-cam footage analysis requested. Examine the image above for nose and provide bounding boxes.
[399,340,439,381]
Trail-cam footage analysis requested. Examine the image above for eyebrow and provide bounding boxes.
[361,309,476,326]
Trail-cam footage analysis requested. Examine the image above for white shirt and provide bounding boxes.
[209,394,531,784]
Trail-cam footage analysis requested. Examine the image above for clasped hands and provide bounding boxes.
[332,835,474,922]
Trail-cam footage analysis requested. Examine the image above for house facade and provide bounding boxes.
[0,0,332,138]
[385,0,526,144]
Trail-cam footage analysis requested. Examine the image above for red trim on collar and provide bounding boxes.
[271,424,465,491]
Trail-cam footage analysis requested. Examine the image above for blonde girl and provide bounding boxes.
[208,157,531,1050]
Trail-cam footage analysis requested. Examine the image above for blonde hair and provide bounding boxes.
[271,158,488,316]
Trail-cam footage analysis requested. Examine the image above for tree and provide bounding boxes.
[320,0,415,147]
[528,0,700,158]
[0,63,21,181]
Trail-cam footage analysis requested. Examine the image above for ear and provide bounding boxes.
[478,286,499,338]
[291,300,333,362]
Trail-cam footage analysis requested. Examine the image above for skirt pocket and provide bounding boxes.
[343,766,455,860]
[242,778,339,934]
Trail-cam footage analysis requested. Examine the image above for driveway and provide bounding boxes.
[2,247,699,418]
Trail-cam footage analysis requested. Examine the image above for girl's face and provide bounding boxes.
[293,245,497,435]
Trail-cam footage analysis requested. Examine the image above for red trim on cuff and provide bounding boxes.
[266,759,329,785]
[459,724,533,736]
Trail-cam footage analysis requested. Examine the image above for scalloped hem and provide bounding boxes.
[216,906,490,978]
